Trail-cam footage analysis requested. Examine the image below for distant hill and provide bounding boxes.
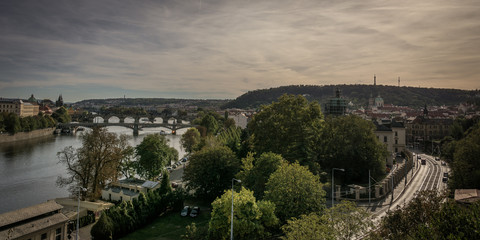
[74,98,230,109]
[222,85,479,109]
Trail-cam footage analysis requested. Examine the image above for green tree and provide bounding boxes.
[318,115,387,182]
[4,112,21,134]
[90,212,114,240]
[217,125,242,155]
[119,146,137,179]
[237,152,285,199]
[200,114,219,136]
[183,145,240,201]
[135,133,178,180]
[52,106,71,123]
[208,187,278,240]
[181,127,201,153]
[247,94,324,165]
[264,162,326,223]
[56,127,131,199]
[449,122,480,189]
[282,201,372,240]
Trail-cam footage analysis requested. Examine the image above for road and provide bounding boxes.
[367,151,449,222]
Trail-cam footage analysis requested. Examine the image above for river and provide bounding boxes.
[0,126,187,214]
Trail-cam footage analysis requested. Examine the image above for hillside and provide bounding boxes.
[222,85,479,109]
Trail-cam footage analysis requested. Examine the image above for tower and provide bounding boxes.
[398,77,400,87]
[374,74,376,86]
[56,94,64,107]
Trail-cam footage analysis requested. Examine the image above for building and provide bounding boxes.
[56,95,64,107]
[0,98,39,117]
[375,120,406,167]
[230,112,249,129]
[101,179,161,202]
[0,201,69,240]
[405,116,453,148]
[455,189,480,204]
[323,88,347,116]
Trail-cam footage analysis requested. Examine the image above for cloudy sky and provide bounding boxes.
[1,0,479,102]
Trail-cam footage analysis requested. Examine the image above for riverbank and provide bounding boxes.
[0,128,55,143]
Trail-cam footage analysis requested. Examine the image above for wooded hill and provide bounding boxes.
[222,85,479,109]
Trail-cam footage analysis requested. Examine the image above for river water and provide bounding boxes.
[0,126,187,214]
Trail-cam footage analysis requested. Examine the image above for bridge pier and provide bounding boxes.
[133,124,139,136]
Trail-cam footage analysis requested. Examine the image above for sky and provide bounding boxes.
[1,0,479,102]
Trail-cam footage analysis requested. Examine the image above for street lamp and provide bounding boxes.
[231,178,241,240]
[76,187,87,240]
[332,168,344,207]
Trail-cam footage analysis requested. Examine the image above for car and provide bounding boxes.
[435,157,440,161]
[441,161,446,166]
[181,206,190,217]
[171,182,179,188]
[444,172,449,178]
[181,157,188,162]
[166,166,172,172]
[442,176,448,183]
[190,206,200,217]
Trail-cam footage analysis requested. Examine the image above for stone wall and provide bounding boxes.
[0,128,55,143]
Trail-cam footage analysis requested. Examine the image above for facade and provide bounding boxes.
[0,98,39,117]
[102,179,161,202]
[323,88,347,116]
[375,120,406,167]
[230,113,249,129]
[0,201,69,240]
[405,116,453,147]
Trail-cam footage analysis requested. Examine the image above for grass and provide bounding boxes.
[120,206,211,240]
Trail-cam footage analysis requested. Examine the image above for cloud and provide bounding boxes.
[0,0,479,101]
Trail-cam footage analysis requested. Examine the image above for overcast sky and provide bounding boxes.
[1,0,479,102]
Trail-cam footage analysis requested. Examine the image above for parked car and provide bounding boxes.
[171,182,179,188]
[444,172,449,178]
[441,161,446,166]
[181,206,190,217]
[435,157,440,161]
[442,176,448,183]
[190,206,200,217]
[181,157,188,162]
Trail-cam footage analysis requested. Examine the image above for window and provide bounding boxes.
[395,148,398,152]
[384,136,387,142]
[395,139,398,144]
[395,131,398,136]
[55,228,62,240]
[41,233,47,240]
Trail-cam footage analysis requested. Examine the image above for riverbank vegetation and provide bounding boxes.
[0,112,56,134]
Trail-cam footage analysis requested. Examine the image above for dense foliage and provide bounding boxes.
[56,127,131,199]
[236,152,285,199]
[371,190,480,239]
[0,112,56,134]
[318,115,387,182]
[135,133,178,180]
[264,162,326,223]
[90,186,185,240]
[208,187,278,240]
[247,94,324,166]
[182,145,241,201]
[447,121,480,190]
[51,106,71,123]
[282,201,372,240]
[223,84,479,109]
[181,127,201,153]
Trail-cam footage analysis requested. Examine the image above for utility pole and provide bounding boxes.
[369,170,371,205]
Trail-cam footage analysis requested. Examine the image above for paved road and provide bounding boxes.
[366,151,449,223]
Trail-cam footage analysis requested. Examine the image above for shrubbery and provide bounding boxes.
[90,187,185,240]
[0,112,56,134]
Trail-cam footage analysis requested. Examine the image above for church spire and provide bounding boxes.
[374,74,376,86]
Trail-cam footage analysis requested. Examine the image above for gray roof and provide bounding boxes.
[142,180,160,189]
[0,200,63,228]
[107,186,139,197]
[0,213,68,239]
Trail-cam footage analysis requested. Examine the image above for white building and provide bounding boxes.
[230,113,249,129]
[102,179,161,202]
[375,120,406,167]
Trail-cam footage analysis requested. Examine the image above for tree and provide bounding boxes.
[264,162,326,223]
[200,114,219,136]
[183,145,240,201]
[281,201,372,240]
[217,125,242,155]
[181,127,201,153]
[208,187,278,240]
[318,115,387,182]
[372,190,444,239]
[90,213,114,240]
[237,152,285,199]
[135,133,178,180]
[52,106,71,123]
[57,127,131,199]
[4,112,21,134]
[247,94,324,165]
[119,146,137,179]
[449,122,480,190]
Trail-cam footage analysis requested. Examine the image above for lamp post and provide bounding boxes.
[332,168,344,208]
[231,178,241,240]
[76,187,87,240]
